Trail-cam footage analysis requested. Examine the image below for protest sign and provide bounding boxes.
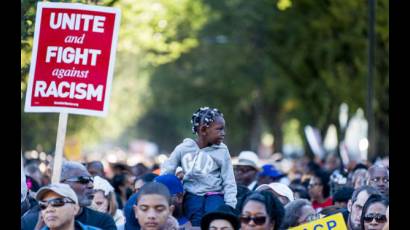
[23,2,121,183]
[24,2,121,117]
[289,213,347,230]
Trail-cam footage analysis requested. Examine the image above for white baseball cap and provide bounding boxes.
[256,182,294,202]
[36,183,78,204]
[235,151,259,169]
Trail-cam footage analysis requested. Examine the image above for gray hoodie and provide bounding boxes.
[161,138,237,208]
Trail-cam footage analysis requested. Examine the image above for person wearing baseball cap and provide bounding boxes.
[255,182,295,205]
[35,183,101,230]
[257,164,285,186]
[234,151,260,191]
[22,161,116,230]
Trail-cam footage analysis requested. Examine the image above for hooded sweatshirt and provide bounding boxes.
[161,138,237,208]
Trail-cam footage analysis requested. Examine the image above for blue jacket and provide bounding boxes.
[124,193,140,230]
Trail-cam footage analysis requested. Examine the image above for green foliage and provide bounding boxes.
[135,0,388,156]
[117,0,210,65]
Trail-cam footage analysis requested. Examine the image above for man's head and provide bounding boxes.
[366,164,389,196]
[24,162,43,186]
[347,185,381,230]
[36,183,80,229]
[333,186,354,209]
[134,173,158,193]
[60,161,94,207]
[86,161,105,178]
[234,151,259,186]
[324,154,341,173]
[257,164,284,185]
[351,168,368,189]
[133,182,174,230]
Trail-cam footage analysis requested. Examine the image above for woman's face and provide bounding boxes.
[134,179,145,193]
[363,202,387,230]
[241,200,273,230]
[209,219,234,230]
[91,190,109,213]
[297,205,316,225]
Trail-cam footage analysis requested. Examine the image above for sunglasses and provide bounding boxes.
[63,176,94,184]
[39,197,75,210]
[239,216,267,225]
[364,213,387,223]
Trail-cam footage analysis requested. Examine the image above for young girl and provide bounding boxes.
[160,106,237,226]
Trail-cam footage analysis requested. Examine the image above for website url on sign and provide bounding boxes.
[54,101,79,107]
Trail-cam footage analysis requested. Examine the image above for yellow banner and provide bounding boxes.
[289,213,347,230]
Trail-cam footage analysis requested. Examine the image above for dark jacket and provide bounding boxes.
[21,195,31,217]
[41,220,102,230]
[21,205,117,230]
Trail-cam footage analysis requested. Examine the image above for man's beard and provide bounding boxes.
[79,197,92,207]
[348,216,361,230]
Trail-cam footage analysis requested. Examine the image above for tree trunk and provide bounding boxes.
[249,100,263,152]
[264,103,283,154]
[272,119,283,153]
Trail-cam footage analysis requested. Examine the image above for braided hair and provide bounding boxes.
[191,106,223,134]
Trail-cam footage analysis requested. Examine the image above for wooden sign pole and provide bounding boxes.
[51,112,68,183]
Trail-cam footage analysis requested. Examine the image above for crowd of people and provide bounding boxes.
[21,107,389,230]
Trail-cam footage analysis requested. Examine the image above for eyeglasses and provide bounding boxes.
[39,197,75,210]
[62,176,94,184]
[364,213,387,223]
[239,216,267,225]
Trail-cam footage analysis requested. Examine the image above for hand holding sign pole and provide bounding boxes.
[24,2,121,182]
